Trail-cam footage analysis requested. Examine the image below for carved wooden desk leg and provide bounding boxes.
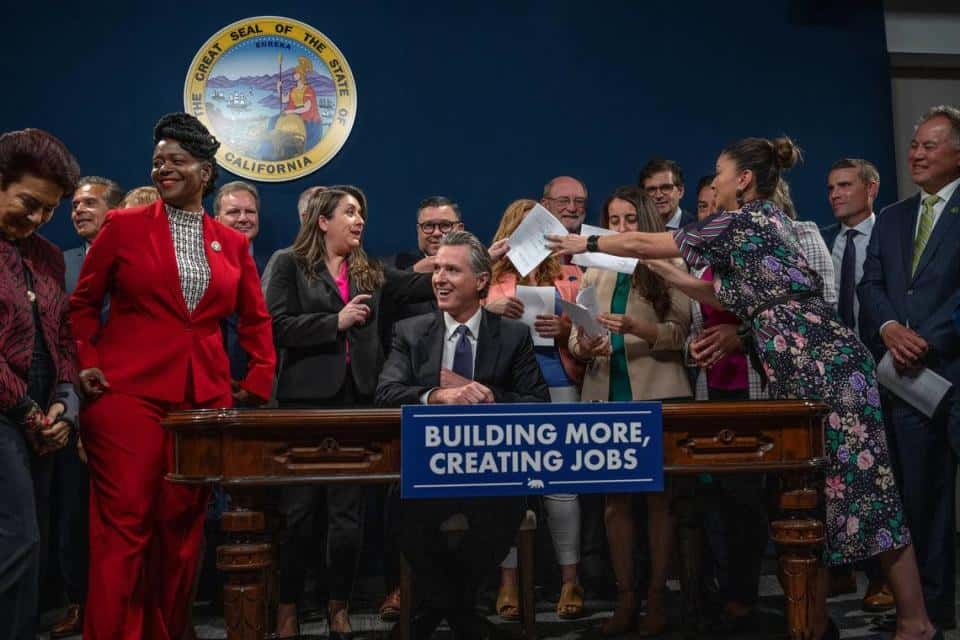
[771,485,824,640]
[218,491,272,640]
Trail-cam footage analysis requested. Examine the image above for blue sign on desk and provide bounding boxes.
[401,402,663,499]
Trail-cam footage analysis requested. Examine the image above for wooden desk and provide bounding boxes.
[165,400,828,640]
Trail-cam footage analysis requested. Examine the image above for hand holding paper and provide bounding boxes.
[506,203,568,277]
[516,285,555,346]
[572,224,639,274]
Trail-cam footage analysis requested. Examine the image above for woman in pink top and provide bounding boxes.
[484,198,587,620]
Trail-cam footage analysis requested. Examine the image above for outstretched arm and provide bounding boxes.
[644,259,723,309]
[546,230,681,260]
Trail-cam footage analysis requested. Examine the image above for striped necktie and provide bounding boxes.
[912,194,940,275]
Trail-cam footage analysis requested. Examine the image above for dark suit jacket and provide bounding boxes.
[378,248,438,352]
[375,309,550,406]
[63,245,85,295]
[675,208,697,230]
[264,250,434,403]
[70,201,276,403]
[223,252,270,381]
[858,189,960,385]
[819,222,841,253]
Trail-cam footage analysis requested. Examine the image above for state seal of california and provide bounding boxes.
[183,16,357,182]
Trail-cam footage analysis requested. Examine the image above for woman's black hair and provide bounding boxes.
[153,113,220,196]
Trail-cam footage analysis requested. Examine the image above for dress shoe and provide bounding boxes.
[50,604,83,638]
[861,579,894,612]
[872,614,955,633]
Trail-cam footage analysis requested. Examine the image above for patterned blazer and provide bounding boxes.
[0,234,78,411]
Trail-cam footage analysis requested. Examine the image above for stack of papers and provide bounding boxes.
[506,203,568,277]
[571,224,639,275]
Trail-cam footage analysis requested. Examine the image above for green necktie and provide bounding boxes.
[912,194,941,275]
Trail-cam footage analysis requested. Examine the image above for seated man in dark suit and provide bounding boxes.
[376,230,549,639]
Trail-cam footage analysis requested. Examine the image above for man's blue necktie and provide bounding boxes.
[452,325,473,380]
[838,228,858,329]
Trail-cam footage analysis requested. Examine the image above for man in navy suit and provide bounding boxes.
[822,158,880,335]
[859,105,960,630]
[51,176,123,638]
[213,181,269,385]
[638,158,697,230]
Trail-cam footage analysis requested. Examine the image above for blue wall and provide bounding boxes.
[2,1,896,257]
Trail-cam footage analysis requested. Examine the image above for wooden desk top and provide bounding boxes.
[165,400,828,485]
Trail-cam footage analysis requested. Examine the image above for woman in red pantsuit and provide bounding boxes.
[69,113,276,640]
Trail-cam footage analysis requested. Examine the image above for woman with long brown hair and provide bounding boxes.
[263,185,433,638]
[569,186,692,637]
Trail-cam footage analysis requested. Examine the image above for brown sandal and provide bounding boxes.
[496,583,521,621]
[556,582,585,619]
[601,589,637,635]
[379,587,401,622]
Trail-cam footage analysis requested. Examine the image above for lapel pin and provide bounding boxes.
[951,206,959,214]
[211,240,222,252]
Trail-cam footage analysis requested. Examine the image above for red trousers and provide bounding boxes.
[82,389,228,640]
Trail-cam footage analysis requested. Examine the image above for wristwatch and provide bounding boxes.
[586,235,600,252]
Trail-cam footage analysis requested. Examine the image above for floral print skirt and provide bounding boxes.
[754,299,909,565]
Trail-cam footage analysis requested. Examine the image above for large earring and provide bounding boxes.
[735,188,745,207]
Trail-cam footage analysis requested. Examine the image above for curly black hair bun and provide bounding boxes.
[153,113,220,196]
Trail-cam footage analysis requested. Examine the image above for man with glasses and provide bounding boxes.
[638,158,696,230]
[541,175,588,233]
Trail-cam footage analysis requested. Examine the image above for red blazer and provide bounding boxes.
[69,201,275,404]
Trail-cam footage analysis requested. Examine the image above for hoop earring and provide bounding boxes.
[735,188,745,207]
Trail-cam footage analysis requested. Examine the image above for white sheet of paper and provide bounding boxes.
[506,203,568,277]
[576,285,599,316]
[571,224,640,275]
[516,285,555,347]
[877,352,953,418]
[559,297,604,338]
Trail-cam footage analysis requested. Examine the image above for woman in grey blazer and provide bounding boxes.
[263,185,433,639]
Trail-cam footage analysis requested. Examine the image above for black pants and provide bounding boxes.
[47,430,88,605]
[0,415,53,640]
[401,496,526,615]
[275,373,366,604]
[888,394,958,625]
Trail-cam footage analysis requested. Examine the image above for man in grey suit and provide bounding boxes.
[63,176,123,293]
[859,105,960,631]
[50,176,122,638]
[376,231,548,640]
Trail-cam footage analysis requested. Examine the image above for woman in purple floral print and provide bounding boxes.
[548,137,939,640]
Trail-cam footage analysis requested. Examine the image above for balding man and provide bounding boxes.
[541,176,588,234]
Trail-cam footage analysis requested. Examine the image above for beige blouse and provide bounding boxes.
[570,266,692,402]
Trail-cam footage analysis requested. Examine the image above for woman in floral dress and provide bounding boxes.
[547,136,938,640]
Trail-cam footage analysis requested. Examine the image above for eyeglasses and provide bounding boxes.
[545,196,587,209]
[644,183,678,195]
[418,220,459,233]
